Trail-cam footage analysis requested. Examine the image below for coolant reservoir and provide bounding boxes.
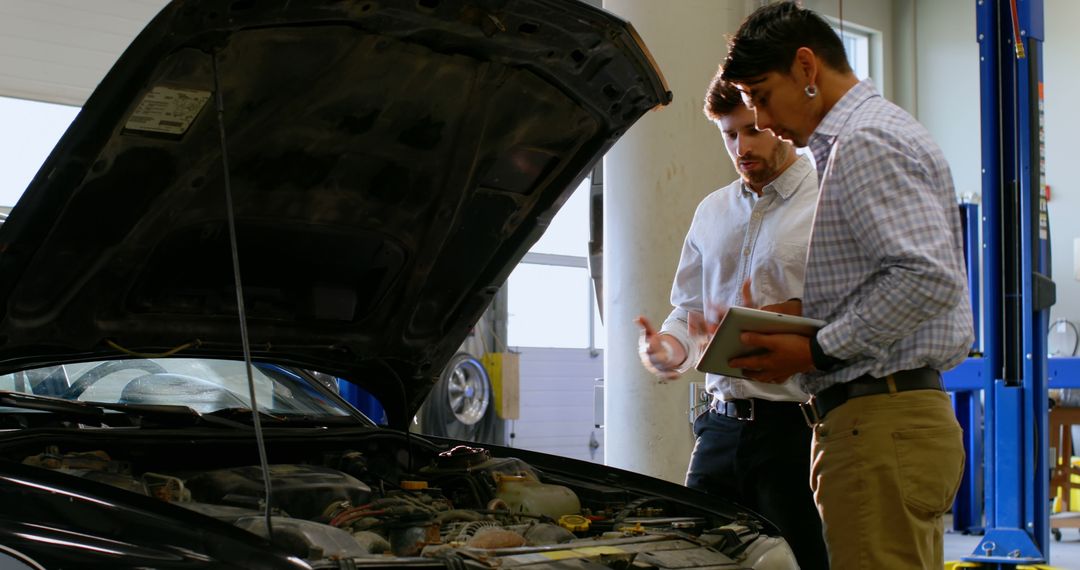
[494,473,580,519]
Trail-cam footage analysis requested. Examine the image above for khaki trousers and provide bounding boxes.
[811,389,965,569]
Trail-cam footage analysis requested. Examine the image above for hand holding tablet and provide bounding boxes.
[695,306,825,380]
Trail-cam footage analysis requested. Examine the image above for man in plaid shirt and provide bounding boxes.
[719,2,973,568]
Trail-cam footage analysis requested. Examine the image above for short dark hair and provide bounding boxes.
[721,2,851,83]
[703,71,745,121]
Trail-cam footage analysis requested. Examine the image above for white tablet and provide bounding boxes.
[695,306,826,379]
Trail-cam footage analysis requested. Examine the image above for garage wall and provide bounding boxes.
[1044,0,1080,331]
[912,0,980,201]
[889,0,917,115]
[911,0,1080,330]
[508,347,605,463]
[799,0,982,201]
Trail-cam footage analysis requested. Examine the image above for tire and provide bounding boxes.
[419,353,500,443]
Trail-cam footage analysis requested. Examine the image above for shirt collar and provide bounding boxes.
[812,79,879,140]
[807,79,878,179]
[739,154,813,201]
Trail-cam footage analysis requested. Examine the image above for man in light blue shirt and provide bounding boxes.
[636,76,826,570]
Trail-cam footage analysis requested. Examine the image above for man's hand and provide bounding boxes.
[728,332,815,383]
[688,310,719,352]
[761,299,802,316]
[724,280,814,383]
[636,316,686,382]
[742,279,802,316]
[684,284,754,342]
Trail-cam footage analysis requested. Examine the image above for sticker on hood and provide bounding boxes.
[124,86,211,135]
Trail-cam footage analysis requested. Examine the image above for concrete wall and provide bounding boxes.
[600,0,744,483]
[912,0,980,200]
[891,0,917,115]
[1044,0,1080,332]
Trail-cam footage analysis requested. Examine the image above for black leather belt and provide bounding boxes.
[715,399,756,421]
[800,367,944,425]
[713,398,803,422]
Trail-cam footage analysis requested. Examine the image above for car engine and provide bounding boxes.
[17,440,796,569]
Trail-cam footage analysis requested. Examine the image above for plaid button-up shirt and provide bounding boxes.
[798,80,974,395]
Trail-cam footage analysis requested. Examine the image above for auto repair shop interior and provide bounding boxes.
[0,0,1078,569]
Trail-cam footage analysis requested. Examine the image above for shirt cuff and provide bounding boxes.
[810,331,844,372]
[659,323,699,374]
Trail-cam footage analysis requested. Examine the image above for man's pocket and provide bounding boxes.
[893,424,965,515]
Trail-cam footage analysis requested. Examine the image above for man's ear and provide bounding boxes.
[792,47,819,86]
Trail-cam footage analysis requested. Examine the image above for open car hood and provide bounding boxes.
[0,0,669,426]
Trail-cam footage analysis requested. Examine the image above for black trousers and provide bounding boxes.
[687,399,829,570]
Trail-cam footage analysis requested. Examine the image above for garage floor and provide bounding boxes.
[943,516,1080,567]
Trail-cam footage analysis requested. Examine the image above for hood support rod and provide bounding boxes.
[212,49,275,540]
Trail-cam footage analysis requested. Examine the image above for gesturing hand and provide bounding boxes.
[635,316,685,382]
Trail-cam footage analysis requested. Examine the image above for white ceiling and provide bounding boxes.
[0,0,168,106]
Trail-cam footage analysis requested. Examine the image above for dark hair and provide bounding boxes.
[721,2,851,82]
[703,71,745,121]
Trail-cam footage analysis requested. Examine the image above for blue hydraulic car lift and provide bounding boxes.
[942,0,1070,567]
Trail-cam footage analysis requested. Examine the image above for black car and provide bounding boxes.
[0,1,797,568]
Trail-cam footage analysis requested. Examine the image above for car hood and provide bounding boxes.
[0,0,669,426]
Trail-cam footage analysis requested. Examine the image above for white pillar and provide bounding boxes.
[602,0,745,483]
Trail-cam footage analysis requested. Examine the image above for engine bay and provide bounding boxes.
[9,432,793,569]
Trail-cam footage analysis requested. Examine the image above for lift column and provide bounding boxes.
[969,0,1055,565]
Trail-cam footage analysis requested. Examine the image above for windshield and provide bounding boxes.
[0,358,352,417]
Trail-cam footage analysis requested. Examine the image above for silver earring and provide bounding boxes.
[804,84,818,98]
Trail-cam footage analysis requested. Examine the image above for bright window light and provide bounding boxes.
[506,176,601,349]
[829,19,881,92]
[507,263,590,348]
[0,96,79,208]
[529,178,590,257]
[839,28,871,81]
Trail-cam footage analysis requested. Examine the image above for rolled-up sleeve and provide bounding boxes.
[660,209,706,372]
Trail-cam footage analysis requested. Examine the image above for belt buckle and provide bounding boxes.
[721,400,755,421]
[737,400,755,421]
[799,400,821,428]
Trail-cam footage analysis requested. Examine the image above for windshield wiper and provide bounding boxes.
[0,391,106,421]
[0,392,363,430]
[206,407,366,427]
[0,391,241,428]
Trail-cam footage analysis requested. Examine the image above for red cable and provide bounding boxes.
[1010,0,1026,59]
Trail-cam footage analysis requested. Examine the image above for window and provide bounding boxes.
[508,263,590,348]
[0,96,79,208]
[840,29,871,80]
[506,177,603,350]
[528,178,590,257]
[829,19,883,93]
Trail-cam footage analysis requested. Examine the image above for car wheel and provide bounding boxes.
[419,353,499,443]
